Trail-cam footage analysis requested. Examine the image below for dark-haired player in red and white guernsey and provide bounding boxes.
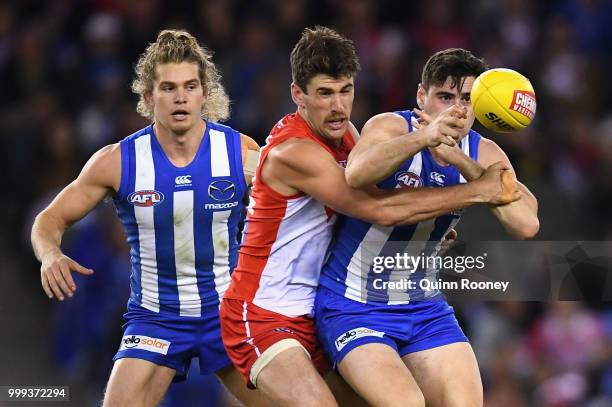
[220,27,520,407]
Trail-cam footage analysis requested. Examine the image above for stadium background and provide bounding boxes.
[0,0,611,405]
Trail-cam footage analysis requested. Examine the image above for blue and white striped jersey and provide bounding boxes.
[319,111,481,304]
[113,122,246,316]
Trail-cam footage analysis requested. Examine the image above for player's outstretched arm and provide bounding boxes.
[433,139,539,239]
[31,144,121,300]
[414,106,538,239]
[263,139,518,227]
[478,138,539,239]
[345,106,466,189]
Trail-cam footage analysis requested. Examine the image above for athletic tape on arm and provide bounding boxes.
[244,149,259,178]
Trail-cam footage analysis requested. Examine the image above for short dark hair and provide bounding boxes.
[421,48,488,91]
[290,26,360,92]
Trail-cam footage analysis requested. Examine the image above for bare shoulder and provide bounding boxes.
[267,138,332,173]
[478,136,497,150]
[477,136,512,168]
[85,143,121,173]
[240,133,261,152]
[361,112,410,139]
[260,138,331,195]
[78,143,122,191]
[93,142,120,161]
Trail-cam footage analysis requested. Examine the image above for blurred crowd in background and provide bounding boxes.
[0,0,611,406]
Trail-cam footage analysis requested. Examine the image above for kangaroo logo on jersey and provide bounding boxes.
[128,190,165,207]
[175,175,192,186]
[208,180,236,201]
[396,171,422,188]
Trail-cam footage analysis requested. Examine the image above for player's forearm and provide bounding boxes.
[453,161,539,238]
[431,143,485,181]
[438,149,539,238]
[490,183,539,239]
[447,152,485,181]
[346,134,427,188]
[31,211,66,261]
[379,181,489,226]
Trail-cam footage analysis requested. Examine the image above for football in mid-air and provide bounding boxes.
[471,68,536,133]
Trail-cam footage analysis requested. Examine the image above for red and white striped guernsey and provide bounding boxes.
[223,112,355,317]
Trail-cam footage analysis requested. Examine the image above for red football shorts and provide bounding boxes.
[220,298,330,388]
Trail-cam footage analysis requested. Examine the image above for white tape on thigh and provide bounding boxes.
[249,338,309,388]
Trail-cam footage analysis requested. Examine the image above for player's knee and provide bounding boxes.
[430,380,482,407]
[401,389,425,407]
[277,381,337,406]
[379,387,425,407]
[103,376,138,407]
[450,377,483,406]
[266,382,336,407]
[297,387,336,407]
[355,382,424,407]
[258,371,337,406]
[440,391,482,407]
[103,386,168,407]
[102,390,142,407]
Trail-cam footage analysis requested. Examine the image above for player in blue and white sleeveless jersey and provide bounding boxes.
[31,30,266,406]
[315,49,540,407]
[319,109,482,304]
[113,120,245,317]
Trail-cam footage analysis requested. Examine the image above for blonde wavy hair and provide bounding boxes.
[132,29,230,122]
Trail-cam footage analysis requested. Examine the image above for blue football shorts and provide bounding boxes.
[315,286,468,367]
[113,302,232,381]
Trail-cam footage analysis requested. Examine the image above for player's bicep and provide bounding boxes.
[43,144,120,226]
[477,138,514,170]
[479,138,538,204]
[279,149,378,221]
[44,179,109,227]
[347,113,408,167]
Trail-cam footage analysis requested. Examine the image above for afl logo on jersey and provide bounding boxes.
[128,190,165,207]
[395,171,422,188]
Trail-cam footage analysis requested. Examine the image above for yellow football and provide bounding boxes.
[471,68,536,133]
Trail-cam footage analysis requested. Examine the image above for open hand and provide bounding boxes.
[40,251,94,301]
[412,105,468,148]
